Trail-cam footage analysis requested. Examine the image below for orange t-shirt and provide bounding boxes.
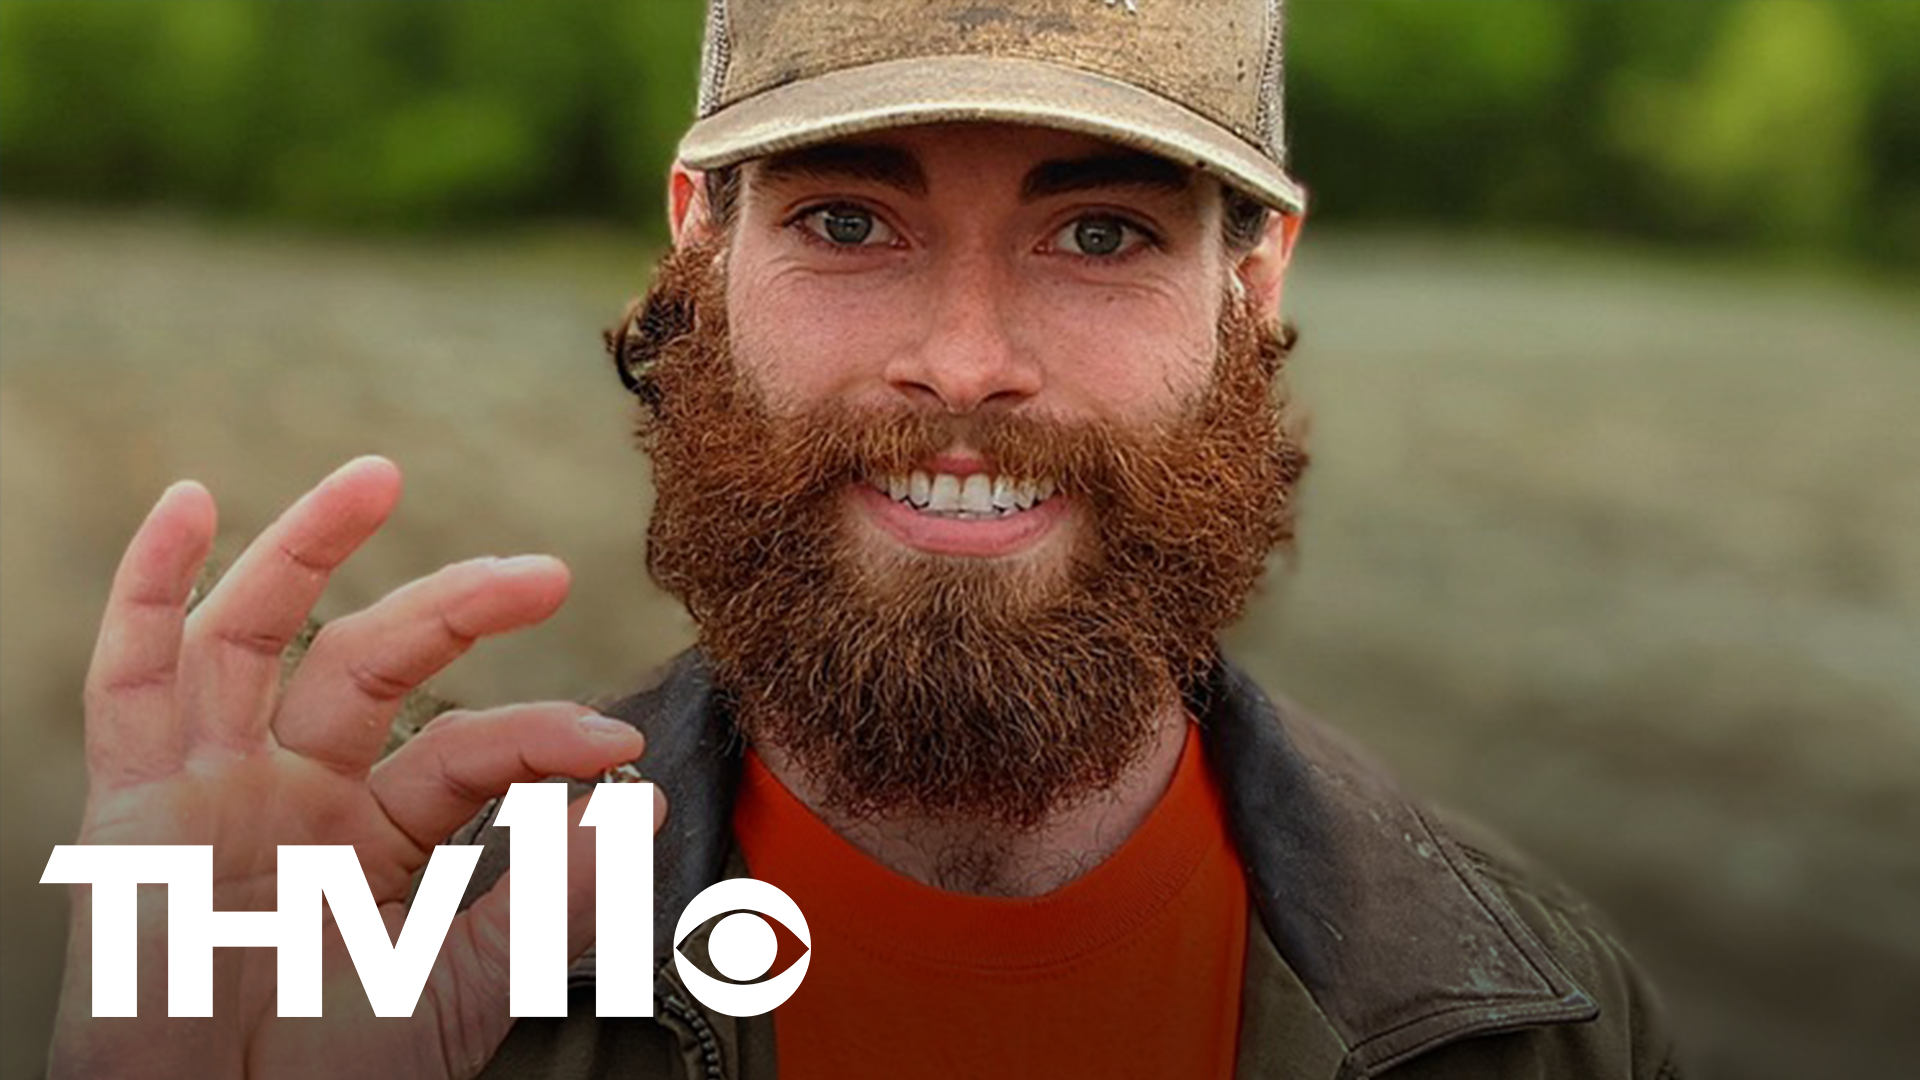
[731,725,1248,1079]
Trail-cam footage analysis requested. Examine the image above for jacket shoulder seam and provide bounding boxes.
[1444,833,1631,947]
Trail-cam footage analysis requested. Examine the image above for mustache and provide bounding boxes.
[723,403,1172,505]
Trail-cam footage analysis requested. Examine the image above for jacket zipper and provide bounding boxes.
[571,958,728,1079]
[657,973,726,1080]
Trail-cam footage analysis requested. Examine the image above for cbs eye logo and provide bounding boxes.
[673,878,812,1015]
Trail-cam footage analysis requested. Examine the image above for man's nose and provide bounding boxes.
[883,253,1042,414]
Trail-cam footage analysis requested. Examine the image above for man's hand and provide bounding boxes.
[50,457,660,1080]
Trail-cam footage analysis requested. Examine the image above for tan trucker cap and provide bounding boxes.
[678,0,1307,214]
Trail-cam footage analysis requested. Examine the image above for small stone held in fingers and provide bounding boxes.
[601,760,647,784]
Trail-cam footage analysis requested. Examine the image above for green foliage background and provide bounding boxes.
[2,0,1916,264]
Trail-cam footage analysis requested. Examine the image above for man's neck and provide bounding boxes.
[753,703,1192,898]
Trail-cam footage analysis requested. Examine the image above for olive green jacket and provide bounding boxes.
[466,650,1681,1080]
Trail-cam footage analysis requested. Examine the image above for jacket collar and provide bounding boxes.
[608,648,1595,1075]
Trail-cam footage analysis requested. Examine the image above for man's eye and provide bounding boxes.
[1052,214,1149,259]
[797,203,897,248]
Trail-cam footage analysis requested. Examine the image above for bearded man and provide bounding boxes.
[49,2,1678,1078]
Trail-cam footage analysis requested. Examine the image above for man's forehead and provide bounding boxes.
[743,125,1199,203]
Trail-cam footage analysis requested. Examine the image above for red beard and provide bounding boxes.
[612,240,1307,828]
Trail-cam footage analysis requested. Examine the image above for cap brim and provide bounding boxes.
[679,55,1306,214]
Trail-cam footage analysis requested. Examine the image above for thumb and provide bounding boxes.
[422,781,670,1075]
[432,790,597,1075]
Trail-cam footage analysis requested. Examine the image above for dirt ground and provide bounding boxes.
[2,209,1915,1079]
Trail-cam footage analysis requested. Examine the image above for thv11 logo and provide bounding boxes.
[41,782,811,1019]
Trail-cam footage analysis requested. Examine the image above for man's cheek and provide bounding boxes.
[735,302,925,402]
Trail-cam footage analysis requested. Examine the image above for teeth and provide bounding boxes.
[928,474,962,512]
[872,471,1058,517]
[960,475,994,513]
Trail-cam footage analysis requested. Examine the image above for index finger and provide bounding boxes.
[83,480,217,784]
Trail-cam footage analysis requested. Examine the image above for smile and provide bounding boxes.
[850,467,1069,558]
[865,471,1058,520]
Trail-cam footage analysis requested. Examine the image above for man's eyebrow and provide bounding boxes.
[753,143,929,196]
[1020,153,1193,201]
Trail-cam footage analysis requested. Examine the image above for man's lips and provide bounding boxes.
[850,478,1067,557]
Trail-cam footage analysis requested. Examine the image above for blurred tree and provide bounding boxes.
[1287,0,1575,222]
[1608,0,1869,251]
[601,0,707,229]
[1841,0,1920,263]
[0,2,177,203]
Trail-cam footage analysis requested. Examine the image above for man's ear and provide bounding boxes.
[1233,209,1304,325]
[669,160,718,248]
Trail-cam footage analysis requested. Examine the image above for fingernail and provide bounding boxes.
[578,714,640,741]
[496,554,557,575]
